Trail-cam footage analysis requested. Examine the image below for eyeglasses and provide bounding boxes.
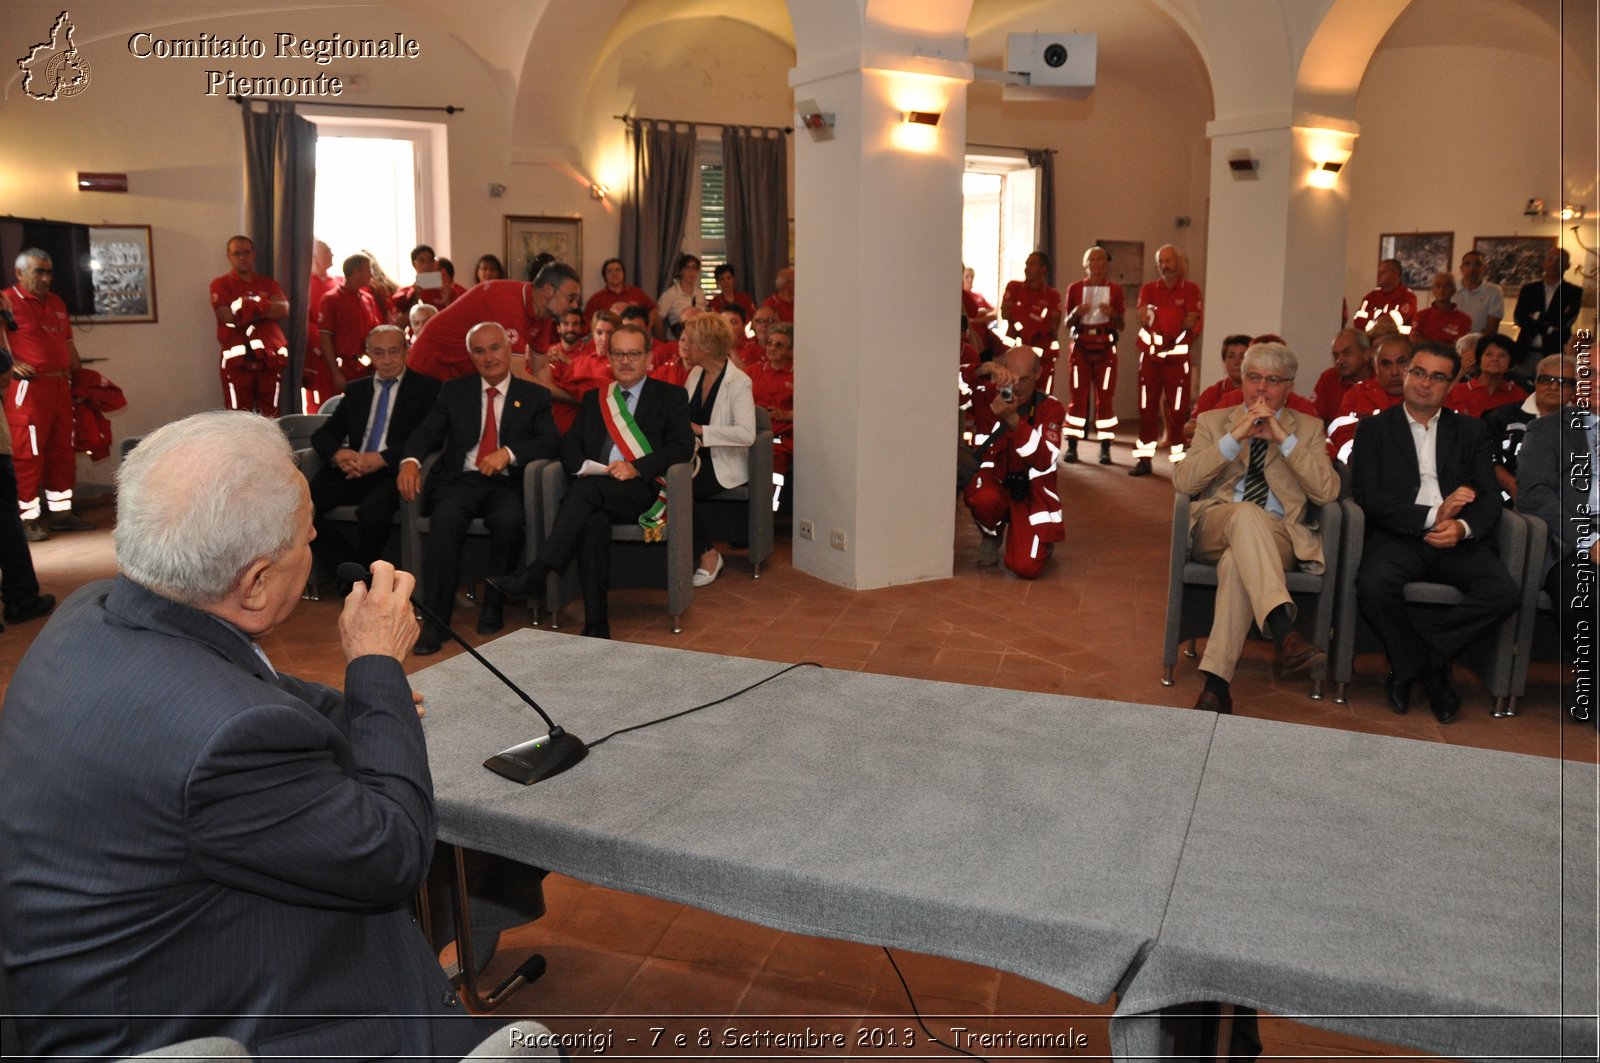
[609,348,649,360]
[1405,366,1454,385]
[1535,374,1578,386]
[1242,372,1293,387]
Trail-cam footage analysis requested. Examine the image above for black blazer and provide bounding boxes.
[1517,406,1594,570]
[1351,403,1503,541]
[1512,279,1582,363]
[561,376,694,481]
[401,374,560,488]
[310,370,440,471]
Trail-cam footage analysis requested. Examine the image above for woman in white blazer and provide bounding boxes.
[681,312,756,586]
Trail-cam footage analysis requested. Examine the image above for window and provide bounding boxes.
[963,153,1040,306]
[683,136,725,298]
[306,115,449,284]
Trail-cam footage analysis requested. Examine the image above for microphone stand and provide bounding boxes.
[337,563,587,784]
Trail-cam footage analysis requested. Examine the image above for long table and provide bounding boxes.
[417,630,1598,1060]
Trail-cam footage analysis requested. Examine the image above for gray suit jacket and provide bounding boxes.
[0,577,484,1059]
[1174,404,1341,569]
[1517,406,1595,577]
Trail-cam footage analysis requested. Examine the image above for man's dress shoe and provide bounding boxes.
[1193,688,1233,715]
[1423,667,1460,725]
[1274,631,1326,680]
[1384,671,1412,715]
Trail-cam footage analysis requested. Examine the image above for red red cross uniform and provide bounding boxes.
[1327,377,1405,463]
[962,385,1066,580]
[1350,285,1417,336]
[5,285,78,521]
[1134,278,1203,461]
[210,272,289,417]
[1064,279,1124,441]
[1001,280,1064,393]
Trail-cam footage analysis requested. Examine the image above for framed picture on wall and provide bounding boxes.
[1378,232,1453,289]
[504,215,582,284]
[1472,235,1557,287]
[86,224,157,323]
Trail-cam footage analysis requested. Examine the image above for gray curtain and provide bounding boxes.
[722,126,789,304]
[620,119,697,297]
[242,101,317,414]
[1026,148,1057,287]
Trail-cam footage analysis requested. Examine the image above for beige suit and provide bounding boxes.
[1172,404,1340,680]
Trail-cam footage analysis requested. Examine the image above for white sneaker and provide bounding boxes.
[692,552,725,587]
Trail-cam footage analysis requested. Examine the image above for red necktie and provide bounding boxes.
[477,386,500,463]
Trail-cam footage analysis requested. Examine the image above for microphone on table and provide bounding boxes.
[336,562,588,785]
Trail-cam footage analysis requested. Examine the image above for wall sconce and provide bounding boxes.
[590,183,609,202]
[1307,158,1345,190]
[77,172,128,193]
[487,182,506,198]
[1558,203,1586,221]
[1525,198,1547,218]
[1227,152,1259,180]
[902,110,941,127]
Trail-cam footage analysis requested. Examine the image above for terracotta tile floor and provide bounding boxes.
[9,449,1594,1059]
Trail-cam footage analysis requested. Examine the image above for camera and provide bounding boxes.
[999,385,1014,402]
[1043,42,1069,67]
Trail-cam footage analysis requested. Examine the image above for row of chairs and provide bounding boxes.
[291,409,776,633]
[1163,465,1550,716]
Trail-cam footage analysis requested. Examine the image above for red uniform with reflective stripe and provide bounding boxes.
[4,286,77,509]
[1134,279,1202,458]
[1350,285,1416,333]
[1311,365,1367,425]
[963,387,1065,579]
[1413,305,1472,346]
[749,360,795,476]
[316,281,383,381]
[1328,377,1405,462]
[1064,280,1123,439]
[209,271,287,415]
[1447,376,1528,419]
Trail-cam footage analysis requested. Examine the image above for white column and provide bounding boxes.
[788,50,972,588]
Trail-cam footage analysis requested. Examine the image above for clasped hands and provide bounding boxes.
[1229,399,1288,445]
[1425,486,1475,548]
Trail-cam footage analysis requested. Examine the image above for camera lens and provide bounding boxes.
[1043,43,1068,67]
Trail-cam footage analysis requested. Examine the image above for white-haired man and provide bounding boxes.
[0,411,486,1059]
[1173,342,1341,713]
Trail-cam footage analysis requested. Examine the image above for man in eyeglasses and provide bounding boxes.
[1173,341,1340,714]
[1486,352,1576,505]
[1328,333,1412,464]
[489,323,693,639]
[1352,341,1519,724]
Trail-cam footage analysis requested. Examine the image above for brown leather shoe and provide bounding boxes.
[1274,631,1327,680]
[1193,687,1233,715]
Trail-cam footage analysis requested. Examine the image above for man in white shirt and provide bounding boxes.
[1452,250,1504,335]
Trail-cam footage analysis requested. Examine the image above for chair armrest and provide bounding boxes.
[294,446,326,480]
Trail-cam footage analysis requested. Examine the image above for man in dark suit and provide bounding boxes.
[398,321,560,652]
[1353,341,1520,723]
[1516,386,1598,724]
[309,324,440,577]
[490,322,693,639]
[0,412,485,1059]
[1512,247,1582,376]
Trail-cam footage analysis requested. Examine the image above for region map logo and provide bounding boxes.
[18,11,92,101]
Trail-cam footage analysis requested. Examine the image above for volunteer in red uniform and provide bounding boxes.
[540,309,614,433]
[583,257,657,329]
[1350,258,1417,336]
[390,245,456,323]
[962,265,1006,360]
[1062,245,1125,464]
[316,253,384,394]
[303,239,339,410]
[1132,244,1203,474]
[406,262,580,380]
[963,346,1065,579]
[1311,327,1373,424]
[210,235,290,417]
[1413,272,1472,346]
[761,266,796,324]
[709,263,757,322]
[1447,333,1526,418]
[1001,251,1064,394]
[1328,333,1412,463]
[5,249,93,541]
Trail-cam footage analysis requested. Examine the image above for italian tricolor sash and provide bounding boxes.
[600,383,669,541]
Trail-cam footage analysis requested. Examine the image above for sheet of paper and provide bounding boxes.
[1082,285,1110,325]
[577,459,610,477]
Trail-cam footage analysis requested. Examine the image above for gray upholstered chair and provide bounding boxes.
[293,446,408,600]
[1508,511,1551,716]
[1161,493,1342,699]
[1331,497,1529,712]
[401,454,553,623]
[315,393,344,417]
[539,459,695,632]
[696,406,776,577]
[274,413,329,452]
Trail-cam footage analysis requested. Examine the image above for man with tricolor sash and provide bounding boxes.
[490,323,693,639]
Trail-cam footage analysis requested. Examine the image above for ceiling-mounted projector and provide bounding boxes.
[1003,33,1096,100]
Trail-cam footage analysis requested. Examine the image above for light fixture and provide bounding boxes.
[589,183,609,201]
[1558,203,1586,221]
[77,172,128,193]
[795,98,835,141]
[1308,158,1346,190]
[1525,198,1547,218]
[902,110,941,127]
[1227,152,1259,179]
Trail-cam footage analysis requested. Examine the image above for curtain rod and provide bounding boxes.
[615,113,791,135]
[230,96,464,114]
[966,142,1056,155]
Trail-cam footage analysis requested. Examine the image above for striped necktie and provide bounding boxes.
[1242,437,1269,507]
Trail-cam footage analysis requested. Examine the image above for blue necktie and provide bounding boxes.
[363,378,396,452]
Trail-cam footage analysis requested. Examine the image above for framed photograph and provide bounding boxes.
[504,215,581,284]
[1096,239,1146,287]
[1378,232,1453,289]
[87,224,156,323]
[1472,235,1557,287]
